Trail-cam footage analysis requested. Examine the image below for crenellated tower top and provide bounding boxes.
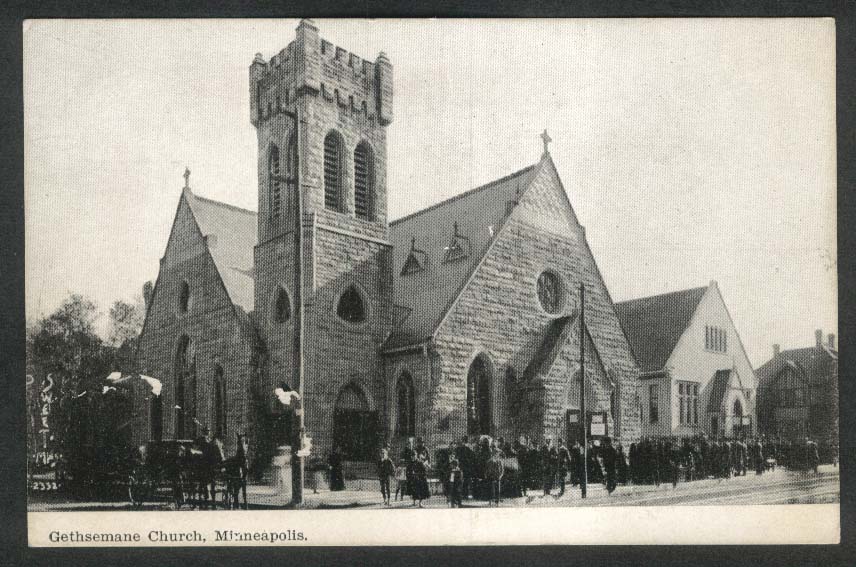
[249,19,393,128]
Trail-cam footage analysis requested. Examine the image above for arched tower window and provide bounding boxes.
[467,355,492,435]
[323,131,344,212]
[174,336,196,439]
[285,133,298,219]
[395,372,416,437]
[213,365,226,440]
[336,285,366,323]
[178,281,191,314]
[269,144,283,219]
[353,141,374,220]
[273,286,291,323]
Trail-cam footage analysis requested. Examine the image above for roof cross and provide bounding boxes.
[540,129,552,155]
[183,167,191,189]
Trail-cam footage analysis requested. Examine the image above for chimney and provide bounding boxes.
[773,344,780,357]
[815,329,823,348]
[828,333,835,350]
[143,280,153,309]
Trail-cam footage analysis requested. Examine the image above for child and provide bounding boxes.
[393,463,408,501]
[449,457,463,508]
[378,449,395,506]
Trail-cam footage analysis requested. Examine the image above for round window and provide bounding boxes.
[536,271,563,314]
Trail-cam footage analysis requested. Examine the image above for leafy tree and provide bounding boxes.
[107,296,144,348]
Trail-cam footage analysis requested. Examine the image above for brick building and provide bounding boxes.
[133,20,641,470]
[756,330,838,448]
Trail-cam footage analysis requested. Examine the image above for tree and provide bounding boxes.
[107,296,144,348]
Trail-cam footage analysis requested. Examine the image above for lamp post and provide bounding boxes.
[579,283,588,499]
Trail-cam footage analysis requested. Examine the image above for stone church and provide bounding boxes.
[133,20,642,470]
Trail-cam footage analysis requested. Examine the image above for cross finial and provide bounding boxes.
[453,221,460,236]
[411,235,417,250]
[183,167,191,189]
[541,129,552,155]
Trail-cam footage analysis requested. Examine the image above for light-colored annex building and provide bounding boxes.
[614,282,757,439]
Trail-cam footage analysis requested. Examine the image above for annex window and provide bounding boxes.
[536,271,563,314]
[323,131,344,212]
[705,325,727,353]
[678,381,699,425]
[467,355,492,435]
[269,144,283,219]
[353,141,374,220]
[395,372,416,437]
[273,286,292,323]
[336,285,366,323]
[178,281,191,314]
[174,335,196,439]
[648,383,659,424]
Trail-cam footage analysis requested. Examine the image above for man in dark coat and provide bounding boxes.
[454,436,475,500]
[601,437,619,494]
[556,439,572,497]
[753,439,764,475]
[540,437,558,496]
[805,438,820,473]
[570,440,584,488]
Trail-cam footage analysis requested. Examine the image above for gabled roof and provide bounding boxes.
[385,162,539,349]
[756,345,838,389]
[613,286,707,373]
[184,188,258,312]
[521,314,577,386]
[707,369,733,413]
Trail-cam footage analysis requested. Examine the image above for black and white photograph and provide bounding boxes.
[23,18,838,545]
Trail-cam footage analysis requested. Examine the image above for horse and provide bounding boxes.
[222,433,249,510]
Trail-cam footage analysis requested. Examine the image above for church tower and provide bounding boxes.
[251,20,395,460]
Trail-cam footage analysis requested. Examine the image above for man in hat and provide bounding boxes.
[540,437,558,497]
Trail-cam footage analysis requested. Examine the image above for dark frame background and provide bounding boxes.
[1,1,853,565]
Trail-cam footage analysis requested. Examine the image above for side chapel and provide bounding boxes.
[133,20,642,470]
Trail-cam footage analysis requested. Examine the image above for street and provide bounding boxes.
[28,465,838,511]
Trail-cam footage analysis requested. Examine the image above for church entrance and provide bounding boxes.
[333,383,378,461]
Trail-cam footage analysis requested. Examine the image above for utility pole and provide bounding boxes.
[282,107,305,506]
[580,283,587,499]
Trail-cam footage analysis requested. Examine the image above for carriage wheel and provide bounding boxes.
[128,473,146,508]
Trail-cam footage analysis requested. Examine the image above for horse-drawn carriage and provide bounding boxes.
[127,438,248,509]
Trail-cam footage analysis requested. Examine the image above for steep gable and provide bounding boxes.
[614,287,707,373]
[385,164,539,348]
[185,191,257,312]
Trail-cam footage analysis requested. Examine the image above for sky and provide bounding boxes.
[24,18,837,367]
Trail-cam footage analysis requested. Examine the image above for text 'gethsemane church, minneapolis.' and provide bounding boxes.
[134,20,747,471]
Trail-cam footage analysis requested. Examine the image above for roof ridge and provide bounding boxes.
[390,163,537,227]
[189,190,259,217]
[614,285,708,307]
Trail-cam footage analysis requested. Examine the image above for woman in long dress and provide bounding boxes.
[410,455,431,507]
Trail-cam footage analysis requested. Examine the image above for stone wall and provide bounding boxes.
[429,157,641,447]
[134,195,256,459]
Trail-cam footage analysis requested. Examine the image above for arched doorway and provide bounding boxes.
[333,383,378,461]
[174,336,196,439]
[732,398,744,437]
[467,355,492,435]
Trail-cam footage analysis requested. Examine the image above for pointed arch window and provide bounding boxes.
[336,285,366,323]
[467,355,492,435]
[285,133,298,219]
[273,286,292,323]
[174,336,196,439]
[323,131,344,212]
[269,144,283,219]
[353,141,374,220]
[213,365,226,440]
[395,372,416,437]
[536,271,563,314]
[178,281,191,314]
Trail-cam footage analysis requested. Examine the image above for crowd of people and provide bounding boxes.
[373,433,828,507]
